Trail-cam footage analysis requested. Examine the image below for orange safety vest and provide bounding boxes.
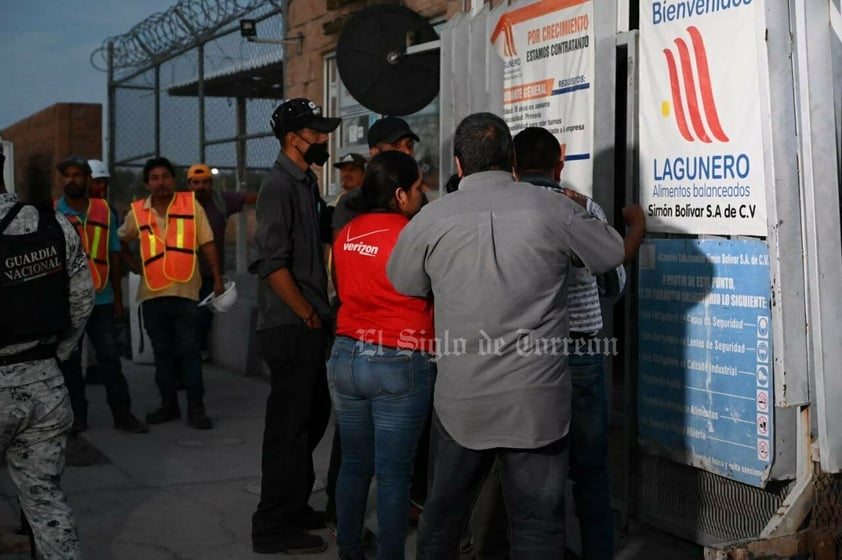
[56,198,111,292]
[131,191,198,291]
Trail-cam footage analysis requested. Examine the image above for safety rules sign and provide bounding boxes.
[491,0,595,196]
[639,0,770,235]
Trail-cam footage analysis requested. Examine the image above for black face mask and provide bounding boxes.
[298,138,330,167]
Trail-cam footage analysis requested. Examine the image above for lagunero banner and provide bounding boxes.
[640,0,769,235]
[491,0,595,195]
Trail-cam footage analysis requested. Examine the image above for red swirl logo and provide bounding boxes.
[499,17,518,57]
[662,26,729,143]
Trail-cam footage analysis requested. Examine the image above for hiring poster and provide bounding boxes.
[491,0,595,195]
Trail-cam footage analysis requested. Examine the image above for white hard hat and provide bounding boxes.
[88,159,109,179]
[198,281,238,313]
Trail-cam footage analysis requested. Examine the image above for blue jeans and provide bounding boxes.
[418,412,569,560]
[141,297,204,403]
[460,351,612,560]
[327,336,435,560]
[569,350,612,560]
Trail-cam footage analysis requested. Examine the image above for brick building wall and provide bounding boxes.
[1,103,102,200]
[285,0,461,102]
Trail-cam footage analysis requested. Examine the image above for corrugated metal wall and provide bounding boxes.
[437,3,506,185]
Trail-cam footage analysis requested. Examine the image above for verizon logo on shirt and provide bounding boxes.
[343,227,390,257]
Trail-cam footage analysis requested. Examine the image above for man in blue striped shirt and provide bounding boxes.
[514,126,645,559]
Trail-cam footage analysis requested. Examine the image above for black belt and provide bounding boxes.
[569,331,598,340]
[0,343,57,366]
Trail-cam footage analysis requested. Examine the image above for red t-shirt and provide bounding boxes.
[334,212,434,351]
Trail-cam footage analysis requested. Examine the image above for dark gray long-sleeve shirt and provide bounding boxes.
[248,152,329,329]
[386,171,625,450]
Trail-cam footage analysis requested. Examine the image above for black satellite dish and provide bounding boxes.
[336,4,440,116]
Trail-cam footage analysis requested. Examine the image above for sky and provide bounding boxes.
[0,0,178,132]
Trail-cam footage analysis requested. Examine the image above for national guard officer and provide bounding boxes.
[0,160,95,559]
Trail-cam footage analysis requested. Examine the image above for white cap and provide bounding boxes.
[88,159,109,179]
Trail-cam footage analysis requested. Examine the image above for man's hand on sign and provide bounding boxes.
[622,204,646,229]
[622,204,647,265]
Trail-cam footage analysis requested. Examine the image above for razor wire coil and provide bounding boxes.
[91,0,281,73]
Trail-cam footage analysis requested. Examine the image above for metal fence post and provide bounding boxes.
[198,42,205,163]
[107,41,115,180]
[236,97,247,274]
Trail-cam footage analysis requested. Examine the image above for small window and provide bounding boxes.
[323,51,442,202]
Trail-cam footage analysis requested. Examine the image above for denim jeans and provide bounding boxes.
[568,350,612,560]
[457,351,612,560]
[141,297,204,403]
[418,412,569,560]
[327,336,435,560]
[59,303,132,418]
[461,459,511,560]
[252,324,332,540]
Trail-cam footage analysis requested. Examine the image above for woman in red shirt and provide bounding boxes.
[329,150,434,560]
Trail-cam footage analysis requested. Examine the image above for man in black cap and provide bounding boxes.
[332,153,366,202]
[322,151,367,537]
[331,116,421,235]
[367,116,421,157]
[248,97,339,555]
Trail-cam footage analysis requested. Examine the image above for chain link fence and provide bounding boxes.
[96,0,286,274]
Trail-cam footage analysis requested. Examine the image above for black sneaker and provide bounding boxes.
[71,416,87,435]
[293,507,325,531]
[146,403,180,424]
[252,531,327,555]
[187,406,213,430]
[113,410,149,433]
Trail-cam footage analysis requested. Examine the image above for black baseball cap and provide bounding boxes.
[56,155,91,175]
[332,153,367,171]
[367,116,420,148]
[270,98,340,138]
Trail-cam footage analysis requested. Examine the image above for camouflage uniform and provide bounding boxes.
[0,192,94,559]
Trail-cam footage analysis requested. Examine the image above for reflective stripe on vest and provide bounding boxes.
[55,198,111,292]
[131,191,197,291]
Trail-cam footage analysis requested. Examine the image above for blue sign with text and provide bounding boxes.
[638,239,774,487]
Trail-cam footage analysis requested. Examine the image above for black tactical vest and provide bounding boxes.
[0,203,70,345]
